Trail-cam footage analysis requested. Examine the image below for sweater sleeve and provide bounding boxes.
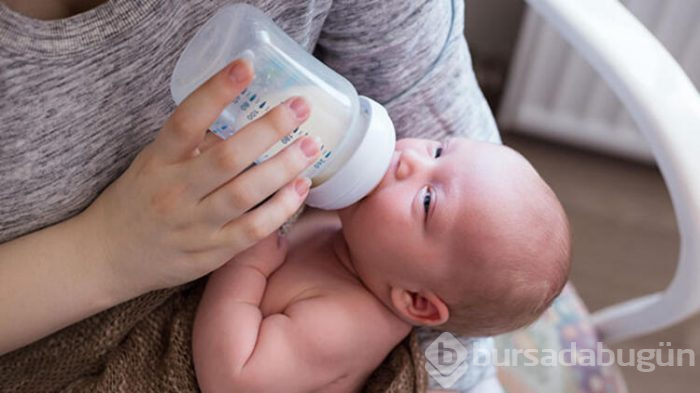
[315,0,500,143]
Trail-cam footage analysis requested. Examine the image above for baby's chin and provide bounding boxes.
[336,201,359,223]
[336,181,378,219]
[335,175,387,228]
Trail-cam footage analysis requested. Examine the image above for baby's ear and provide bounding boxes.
[389,288,449,327]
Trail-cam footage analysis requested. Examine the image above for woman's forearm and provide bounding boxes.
[0,212,134,355]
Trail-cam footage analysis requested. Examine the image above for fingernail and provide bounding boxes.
[228,61,249,83]
[300,136,321,158]
[287,97,309,120]
[295,177,311,197]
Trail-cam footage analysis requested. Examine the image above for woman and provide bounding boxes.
[0,0,499,391]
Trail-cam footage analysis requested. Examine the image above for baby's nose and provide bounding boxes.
[395,149,425,180]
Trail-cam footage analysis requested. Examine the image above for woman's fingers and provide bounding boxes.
[187,96,310,198]
[197,131,223,154]
[217,176,311,252]
[199,136,320,226]
[153,59,254,163]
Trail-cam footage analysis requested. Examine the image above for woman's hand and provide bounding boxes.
[81,59,320,296]
[0,58,320,355]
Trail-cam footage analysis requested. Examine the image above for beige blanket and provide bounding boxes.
[0,279,426,392]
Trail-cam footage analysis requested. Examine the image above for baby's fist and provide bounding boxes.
[225,232,288,277]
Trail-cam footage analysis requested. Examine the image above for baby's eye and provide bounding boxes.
[423,187,433,216]
[434,146,443,158]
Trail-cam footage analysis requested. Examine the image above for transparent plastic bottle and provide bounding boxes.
[170,4,396,210]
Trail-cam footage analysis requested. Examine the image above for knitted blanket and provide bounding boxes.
[0,279,426,392]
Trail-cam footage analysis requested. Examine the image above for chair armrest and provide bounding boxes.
[524,0,700,343]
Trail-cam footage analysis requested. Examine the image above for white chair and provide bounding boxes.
[494,0,700,391]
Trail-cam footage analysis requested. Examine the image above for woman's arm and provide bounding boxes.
[0,212,126,355]
[0,60,319,355]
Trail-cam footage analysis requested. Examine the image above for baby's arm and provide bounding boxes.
[193,233,285,392]
[193,233,405,393]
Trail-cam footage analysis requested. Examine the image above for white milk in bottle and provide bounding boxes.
[170,4,395,209]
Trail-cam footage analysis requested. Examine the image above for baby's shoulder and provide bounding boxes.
[289,268,390,321]
[285,282,411,373]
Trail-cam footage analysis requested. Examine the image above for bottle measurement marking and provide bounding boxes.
[212,83,348,184]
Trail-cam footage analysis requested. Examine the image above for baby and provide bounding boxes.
[192,137,571,393]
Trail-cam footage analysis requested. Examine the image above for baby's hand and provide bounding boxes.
[223,232,289,278]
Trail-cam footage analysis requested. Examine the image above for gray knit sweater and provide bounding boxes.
[0,0,498,243]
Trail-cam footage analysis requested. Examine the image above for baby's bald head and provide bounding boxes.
[437,144,571,336]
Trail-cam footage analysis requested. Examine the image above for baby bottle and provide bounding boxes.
[170,3,396,210]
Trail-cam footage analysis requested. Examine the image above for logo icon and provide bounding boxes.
[424,332,469,388]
